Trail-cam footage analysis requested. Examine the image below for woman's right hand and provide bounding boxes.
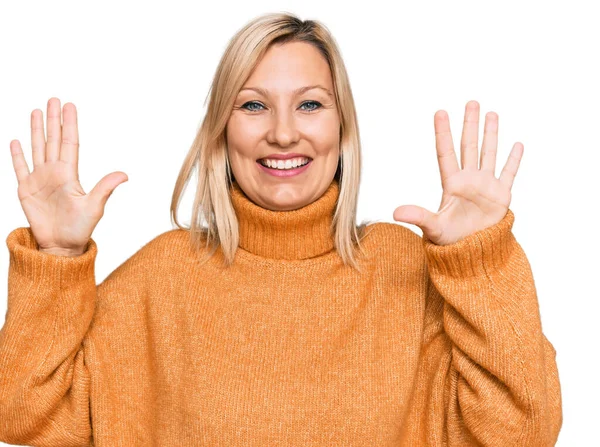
[9,97,129,256]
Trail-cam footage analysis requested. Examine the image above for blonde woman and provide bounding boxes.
[0,12,561,446]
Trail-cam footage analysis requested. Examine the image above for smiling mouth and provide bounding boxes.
[257,159,311,169]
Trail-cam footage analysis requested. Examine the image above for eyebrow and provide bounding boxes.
[239,84,334,99]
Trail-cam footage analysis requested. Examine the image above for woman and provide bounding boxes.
[0,12,562,446]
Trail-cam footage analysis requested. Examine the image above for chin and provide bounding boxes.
[261,190,311,211]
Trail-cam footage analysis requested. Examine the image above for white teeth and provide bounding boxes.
[259,157,310,170]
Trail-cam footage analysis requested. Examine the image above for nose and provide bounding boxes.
[266,108,300,147]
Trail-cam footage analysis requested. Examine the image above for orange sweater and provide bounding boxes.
[0,179,562,446]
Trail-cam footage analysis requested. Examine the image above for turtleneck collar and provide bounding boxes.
[229,180,339,260]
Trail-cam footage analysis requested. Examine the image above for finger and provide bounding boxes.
[88,172,129,211]
[434,110,459,188]
[499,142,524,190]
[31,109,46,168]
[460,100,480,170]
[60,103,79,172]
[393,204,438,234]
[10,140,31,185]
[45,97,62,163]
[480,111,499,174]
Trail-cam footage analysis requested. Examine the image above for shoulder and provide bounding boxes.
[99,228,196,286]
[139,228,192,255]
[363,221,423,251]
[361,221,427,272]
[124,227,191,262]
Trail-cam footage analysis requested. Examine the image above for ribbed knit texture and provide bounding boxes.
[0,178,562,446]
[231,180,337,260]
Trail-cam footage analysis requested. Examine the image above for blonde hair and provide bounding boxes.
[170,11,374,272]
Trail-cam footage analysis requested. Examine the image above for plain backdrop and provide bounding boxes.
[1,1,598,445]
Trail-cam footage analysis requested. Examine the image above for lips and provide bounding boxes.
[258,158,310,168]
[256,158,313,177]
[257,153,312,161]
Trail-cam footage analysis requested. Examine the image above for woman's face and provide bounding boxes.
[226,41,340,211]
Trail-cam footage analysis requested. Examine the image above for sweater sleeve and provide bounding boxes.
[402,209,563,446]
[0,227,97,447]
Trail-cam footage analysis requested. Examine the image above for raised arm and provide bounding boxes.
[0,228,97,446]
[400,209,562,446]
[1,97,128,445]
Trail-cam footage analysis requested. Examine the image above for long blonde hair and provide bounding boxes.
[169,12,374,272]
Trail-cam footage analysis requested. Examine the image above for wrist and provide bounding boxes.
[39,246,86,257]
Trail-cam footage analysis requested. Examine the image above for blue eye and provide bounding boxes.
[241,101,265,112]
[240,101,323,113]
[299,101,322,112]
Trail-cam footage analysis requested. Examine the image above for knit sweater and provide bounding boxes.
[0,179,562,446]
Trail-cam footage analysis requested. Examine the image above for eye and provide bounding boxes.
[240,101,265,112]
[300,100,322,112]
[239,100,323,113]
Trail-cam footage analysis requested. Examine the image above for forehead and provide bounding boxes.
[241,41,333,92]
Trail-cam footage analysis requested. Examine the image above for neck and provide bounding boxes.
[229,180,340,260]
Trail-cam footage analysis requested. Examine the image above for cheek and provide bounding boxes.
[229,115,264,140]
[226,117,262,158]
[307,124,340,155]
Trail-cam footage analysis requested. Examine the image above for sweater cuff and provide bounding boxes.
[6,227,98,289]
[422,209,517,279]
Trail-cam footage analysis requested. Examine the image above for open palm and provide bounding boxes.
[10,98,129,254]
[393,100,523,246]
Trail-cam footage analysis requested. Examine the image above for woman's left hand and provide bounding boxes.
[393,100,524,246]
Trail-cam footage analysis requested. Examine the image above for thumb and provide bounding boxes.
[393,205,437,233]
[89,172,129,211]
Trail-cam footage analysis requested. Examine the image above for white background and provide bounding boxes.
[1,1,597,445]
